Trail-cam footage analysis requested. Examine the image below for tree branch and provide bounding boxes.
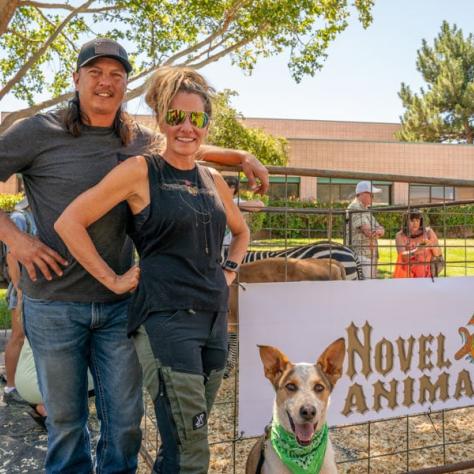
[34,5,78,51]
[182,35,230,65]
[0,0,94,102]
[186,37,253,69]
[0,63,158,134]
[0,90,73,133]
[161,0,249,66]
[0,0,21,36]
[6,27,43,43]
[21,0,119,13]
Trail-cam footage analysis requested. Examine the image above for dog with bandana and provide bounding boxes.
[246,338,346,473]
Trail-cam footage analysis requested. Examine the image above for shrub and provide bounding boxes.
[238,191,269,235]
[0,193,24,212]
[0,289,10,330]
[258,198,474,239]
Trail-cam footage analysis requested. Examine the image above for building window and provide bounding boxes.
[240,176,300,200]
[268,181,300,199]
[317,179,392,205]
[409,185,455,204]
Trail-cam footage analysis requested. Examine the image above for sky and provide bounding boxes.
[2,0,474,124]
[196,0,474,123]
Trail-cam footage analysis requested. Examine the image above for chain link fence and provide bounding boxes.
[139,166,474,473]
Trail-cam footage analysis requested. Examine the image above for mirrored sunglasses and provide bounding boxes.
[165,109,210,129]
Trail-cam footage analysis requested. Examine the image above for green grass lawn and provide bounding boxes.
[0,288,11,330]
[250,238,474,278]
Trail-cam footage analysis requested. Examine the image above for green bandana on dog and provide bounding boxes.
[270,422,328,474]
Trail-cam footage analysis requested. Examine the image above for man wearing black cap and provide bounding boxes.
[0,38,268,473]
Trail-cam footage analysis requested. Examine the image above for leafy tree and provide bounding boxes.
[0,0,374,133]
[398,21,474,144]
[208,90,288,166]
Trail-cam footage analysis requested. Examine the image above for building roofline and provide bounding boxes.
[286,136,474,148]
[242,116,401,127]
[131,112,401,127]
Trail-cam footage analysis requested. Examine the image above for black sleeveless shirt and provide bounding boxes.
[127,155,228,335]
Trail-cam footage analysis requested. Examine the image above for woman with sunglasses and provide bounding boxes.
[55,66,249,473]
[393,209,442,278]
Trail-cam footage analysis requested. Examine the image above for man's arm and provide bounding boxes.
[0,211,67,282]
[0,118,68,281]
[360,223,384,238]
[196,145,269,194]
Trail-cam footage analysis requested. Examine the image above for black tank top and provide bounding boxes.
[127,155,228,335]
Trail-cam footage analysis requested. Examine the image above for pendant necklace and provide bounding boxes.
[171,165,212,255]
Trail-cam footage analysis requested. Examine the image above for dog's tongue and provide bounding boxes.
[295,423,315,443]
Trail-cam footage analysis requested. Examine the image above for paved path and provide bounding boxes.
[0,330,47,473]
[0,332,113,472]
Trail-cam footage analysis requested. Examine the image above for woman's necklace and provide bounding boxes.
[168,164,212,255]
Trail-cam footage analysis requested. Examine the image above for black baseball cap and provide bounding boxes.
[76,38,132,74]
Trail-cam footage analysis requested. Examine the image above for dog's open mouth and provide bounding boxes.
[287,411,317,446]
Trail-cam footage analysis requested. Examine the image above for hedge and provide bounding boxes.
[251,198,474,239]
[0,193,24,212]
[3,192,472,239]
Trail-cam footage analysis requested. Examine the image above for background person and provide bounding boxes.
[0,37,267,473]
[222,175,264,249]
[394,209,442,278]
[346,180,384,279]
[3,197,36,404]
[55,66,250,473]
[15,338,95,429]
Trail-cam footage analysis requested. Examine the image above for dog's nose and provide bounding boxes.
[300,404,316,421]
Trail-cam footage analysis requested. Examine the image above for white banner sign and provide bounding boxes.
[239,277,474,436]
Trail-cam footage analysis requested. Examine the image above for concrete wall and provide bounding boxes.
[242,117,400,141]
[284,138,474,201]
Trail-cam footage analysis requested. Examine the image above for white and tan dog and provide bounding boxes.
[246,338,346,474]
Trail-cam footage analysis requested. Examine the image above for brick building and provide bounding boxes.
[2,113,474,204]
[242,118,474,205]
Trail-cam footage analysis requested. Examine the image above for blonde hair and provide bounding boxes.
[145,66,214,125]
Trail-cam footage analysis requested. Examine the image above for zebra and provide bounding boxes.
[223,241,363,378]
[241,241,364,281]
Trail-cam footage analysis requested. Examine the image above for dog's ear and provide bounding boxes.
[316,338,346,388]
[258,345,291,386]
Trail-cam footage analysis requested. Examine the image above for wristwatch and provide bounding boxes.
[222,259,240,272]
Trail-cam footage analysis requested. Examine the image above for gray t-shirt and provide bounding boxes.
[0,111,153,302]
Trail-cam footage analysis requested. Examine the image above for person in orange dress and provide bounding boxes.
[394,209,442,278]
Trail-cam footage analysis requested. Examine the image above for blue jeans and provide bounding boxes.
[23,295,143,474]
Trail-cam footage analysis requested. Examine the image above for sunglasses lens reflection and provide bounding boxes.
[165,109,209,129]
[190,112,209,128]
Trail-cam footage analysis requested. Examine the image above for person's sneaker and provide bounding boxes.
[3,388,28,405]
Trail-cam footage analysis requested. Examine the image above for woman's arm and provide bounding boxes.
[395,232,414,262]
[196,145,269,194]
[54,156,149,294]
[210,169,250,286]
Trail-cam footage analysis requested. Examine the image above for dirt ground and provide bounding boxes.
[1,327,472,473]
[138,373,474,474]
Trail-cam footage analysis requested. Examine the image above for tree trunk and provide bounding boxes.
[0,0,20,36]
[463,120,474,144]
